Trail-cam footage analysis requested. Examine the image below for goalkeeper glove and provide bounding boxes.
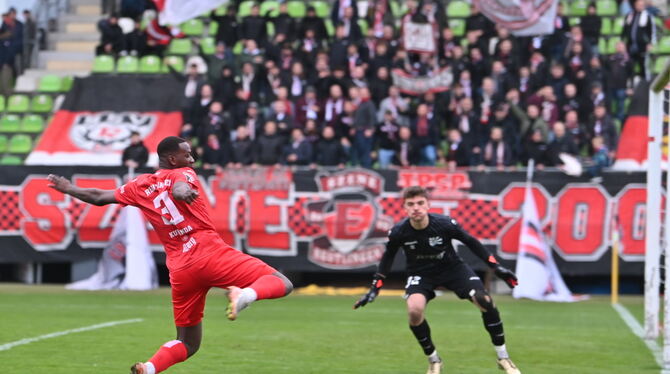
[354,273,385,309]
[494,265,518,288]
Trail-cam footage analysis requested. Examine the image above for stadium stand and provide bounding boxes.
[0,0,666,169]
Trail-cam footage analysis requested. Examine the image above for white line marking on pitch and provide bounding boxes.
[0,318,143,352]
[612,303,664,370]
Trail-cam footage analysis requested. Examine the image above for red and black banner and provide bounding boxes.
[26,76,183,166]
[0,166,646,276]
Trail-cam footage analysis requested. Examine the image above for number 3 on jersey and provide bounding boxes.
[153,191,184,225]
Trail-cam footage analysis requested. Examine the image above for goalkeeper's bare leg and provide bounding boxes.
[407,293,442,374]
[470,289,521,374]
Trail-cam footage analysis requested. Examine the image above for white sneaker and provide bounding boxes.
[226,286,250,321]
[497,358,521,374]
[426,359,443,374]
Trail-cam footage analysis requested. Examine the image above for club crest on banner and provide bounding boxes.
[70,112,156,151]
[306,169,393,269]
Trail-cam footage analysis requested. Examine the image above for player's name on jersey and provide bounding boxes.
[169,225,193,239]
[143,179,172,196]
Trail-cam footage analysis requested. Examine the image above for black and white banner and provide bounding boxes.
[474,0,558,36]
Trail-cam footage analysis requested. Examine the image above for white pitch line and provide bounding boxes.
[0,318,143,352]
[612,303,664,370]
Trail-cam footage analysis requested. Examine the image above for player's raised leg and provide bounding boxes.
[407,293,442,374]
[227,271,293,321]
[469,289,521,374]
[130,324,201,374]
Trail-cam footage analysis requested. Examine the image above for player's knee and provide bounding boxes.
[407,306,424,325]
[470,289,495,312]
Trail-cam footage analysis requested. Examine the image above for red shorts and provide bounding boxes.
[169,246,277,327]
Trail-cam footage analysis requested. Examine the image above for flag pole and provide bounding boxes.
[611,216,620,305]
[526,159,535,184]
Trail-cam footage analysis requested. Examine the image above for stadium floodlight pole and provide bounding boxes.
[660,61,670,370]
[646,64,668,342]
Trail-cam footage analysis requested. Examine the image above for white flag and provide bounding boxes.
[155,0,228,26]
[121,206,158,291]
[513,185,577,301]
[473,0,558,36]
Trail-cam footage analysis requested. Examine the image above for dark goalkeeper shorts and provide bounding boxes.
[404,262,486,301]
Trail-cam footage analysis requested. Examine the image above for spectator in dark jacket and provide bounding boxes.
[580,3,601,55]
[210,6,239,48]
[230,125,255,167]
[394,126,421,166]
[445,128,471,169]
[239,4,267,45]
[313,126,348,167]
[586,104,618,158]
[300,6,329,42]
[121,20,146,56]
[375,110,400,169]
[549,121,580,163]
[411,103,440,166]
[122,131,149,168]
[282,128,313,166]
[201,133,229,170]
[96,14,123,55]
[254,121,286,166]
[482,126,514,168]
[352,87,377,167]
[607,41,633,122]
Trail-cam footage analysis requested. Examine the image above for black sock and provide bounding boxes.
[410,319,436,356]
[482,309,505,346]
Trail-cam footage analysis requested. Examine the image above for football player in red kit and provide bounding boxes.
[47,136,293,374]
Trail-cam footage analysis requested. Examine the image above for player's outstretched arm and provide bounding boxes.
[354,273,385,309]
[47,174,118,206]
[172,181,199,204]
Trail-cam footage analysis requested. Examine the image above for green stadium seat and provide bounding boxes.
[213,4,227,16]
[600,18,612,35]
[287,1,306,17]
[162,55,185,73]
[21,114,45,133]
[167,38,193,55]
[311,1,330,18]
[8,134,32,153]
[260,1,279,17]
[569,17,580,26]
[266,21,275,37]
[569,0,588,16]
[447,1,470,17]
[181,18,204,36]
[0,134,7,152]
[0,155,22,165]
[654,57,669,74]
[92,55,115,73]
[598,37,607,53]
[38,74,62,93]
[238,1,255,18]
[209,21,219,36]
[200,37,216,55]
[358,19,368,35]
[613,17,624,35]
[596,0,617,16]
[61,76,74,91]
[116,56,139,73]
[450,19,466,37]
[7,94,29,113]
[139,55,161,73]
[0,95,5,112]
[31,94,54,113]
[654,36,670,54]
[325,19,334,37]
[232,40,244,54]
[0,115,21,132]
[390,0,408,17]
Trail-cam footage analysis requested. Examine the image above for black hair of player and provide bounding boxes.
[157,136,187,159]
[402,186,429,201]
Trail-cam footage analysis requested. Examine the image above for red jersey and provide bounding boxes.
[114,167,225,271]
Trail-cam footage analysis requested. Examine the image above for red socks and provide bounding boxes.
[148,340,188,373]
[249,274,287,300]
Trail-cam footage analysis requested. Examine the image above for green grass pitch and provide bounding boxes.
[0,284,658,373]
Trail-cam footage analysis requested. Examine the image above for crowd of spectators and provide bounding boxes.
[105,0,664,171]
[0,8,36,96]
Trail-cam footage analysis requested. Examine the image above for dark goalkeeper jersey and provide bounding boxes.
[377,213,496,276]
